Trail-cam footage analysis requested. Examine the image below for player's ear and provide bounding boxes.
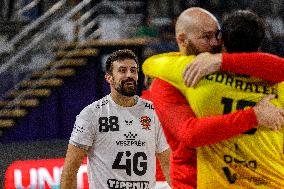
[105,73,112,84]
[177,32,187,47]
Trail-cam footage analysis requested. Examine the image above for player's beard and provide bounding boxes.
[185,40,200,55]
[185,39,222,55]
[115,78,137,97]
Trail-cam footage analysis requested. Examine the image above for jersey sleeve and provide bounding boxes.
[150,79,258,148]
[154,114,169,153]
[222,52,284,83]
[70,104,96,147]
[142,53,195,91]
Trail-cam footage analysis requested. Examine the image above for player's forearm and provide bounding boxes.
[177,108,257,147]
[154,98,257,148]
[151,79,258,148]
[60,172,77,189]
[157,149,171,187]
[61,158,79,189]
[60,144,86,189]
[222,52,284,82]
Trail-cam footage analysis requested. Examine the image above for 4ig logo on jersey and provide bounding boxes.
[112,151,147,176]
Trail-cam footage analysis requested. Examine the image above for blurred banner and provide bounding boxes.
[5,158,89,189]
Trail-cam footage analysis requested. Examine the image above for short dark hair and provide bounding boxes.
[105,49,138,74]
[222,10,265,52]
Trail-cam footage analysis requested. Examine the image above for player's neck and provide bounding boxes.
[110,92,136,107]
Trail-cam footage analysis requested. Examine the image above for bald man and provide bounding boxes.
[175,8,222,55]
[143,7,284,188]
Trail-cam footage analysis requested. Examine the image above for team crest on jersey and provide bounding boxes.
[140,116,151,130]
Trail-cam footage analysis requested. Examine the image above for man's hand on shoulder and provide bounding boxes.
[253,95,284,131]
[183,52,222,87]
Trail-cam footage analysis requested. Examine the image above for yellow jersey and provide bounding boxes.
[143,52,284,188]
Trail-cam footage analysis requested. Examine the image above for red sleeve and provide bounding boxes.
[150,79,258,148]
[140,90,151,101]
[222,52,284,83]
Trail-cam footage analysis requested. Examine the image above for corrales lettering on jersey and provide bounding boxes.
[107,179,149,189]
[205,73,278,97]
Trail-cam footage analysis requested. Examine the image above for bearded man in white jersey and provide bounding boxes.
[60,49,171,189]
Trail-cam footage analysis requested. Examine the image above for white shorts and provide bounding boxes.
[155,181,171,189]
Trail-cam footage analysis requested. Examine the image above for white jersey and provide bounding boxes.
[70,94,169,189]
